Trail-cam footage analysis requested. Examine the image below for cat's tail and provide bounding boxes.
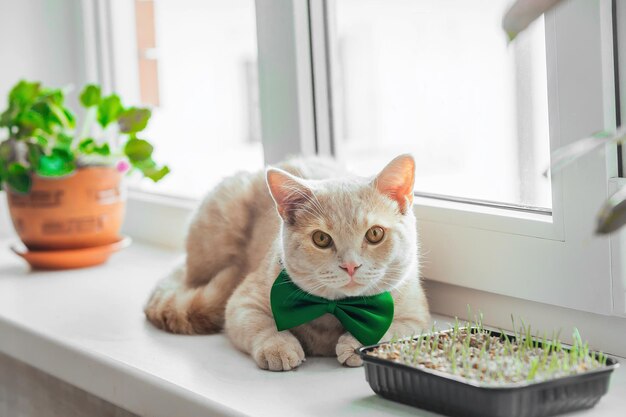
[144,261,241,334]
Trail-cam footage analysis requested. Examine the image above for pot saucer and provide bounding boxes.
[11,236,132,270]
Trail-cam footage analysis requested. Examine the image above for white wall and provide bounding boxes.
[0,0,86,101]
[0,0,86,238]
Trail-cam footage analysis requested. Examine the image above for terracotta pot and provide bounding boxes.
[6,167,126,251]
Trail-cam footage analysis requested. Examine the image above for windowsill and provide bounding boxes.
[0,238,625,417]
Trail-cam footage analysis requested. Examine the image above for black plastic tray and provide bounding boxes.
[358,329,618,417]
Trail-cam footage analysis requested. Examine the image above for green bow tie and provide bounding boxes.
[270,269,394,346]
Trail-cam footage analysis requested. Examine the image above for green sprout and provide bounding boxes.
[368,311,610,387]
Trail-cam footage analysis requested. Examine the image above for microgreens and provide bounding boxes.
[368,312,609,387]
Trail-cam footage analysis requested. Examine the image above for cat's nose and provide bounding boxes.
[339,262,362,277]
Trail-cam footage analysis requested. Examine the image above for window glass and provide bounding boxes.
[329,0,551,209]
[129,0,262,198]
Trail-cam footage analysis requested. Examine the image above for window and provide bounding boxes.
[93,1,624,336]
[106,0,262,199]
[328,0,551,209]
[309,0,619,317]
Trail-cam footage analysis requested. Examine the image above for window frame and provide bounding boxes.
[84,0,626,354]
[311,0,621,317]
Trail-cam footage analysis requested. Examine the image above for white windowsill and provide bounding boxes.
[0,238,625,417]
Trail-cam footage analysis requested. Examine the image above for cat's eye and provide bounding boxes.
[365,226,385,244]
[312,230,333,248]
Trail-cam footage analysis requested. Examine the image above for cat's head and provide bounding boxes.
[266,154,418,300]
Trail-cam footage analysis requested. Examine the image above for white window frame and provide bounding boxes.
[83,0,626,355]
[310,0,619,313]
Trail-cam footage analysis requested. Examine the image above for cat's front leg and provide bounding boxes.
[225,280,305,371]
[228,312,305,371]
[252,328,305,371]
[336,333,363,367]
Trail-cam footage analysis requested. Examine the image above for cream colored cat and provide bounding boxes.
[144,154,430,370]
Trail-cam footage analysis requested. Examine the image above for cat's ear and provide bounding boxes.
[372,154,415,214]
[266,168,312,223]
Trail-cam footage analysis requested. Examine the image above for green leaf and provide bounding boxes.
[7,162,31,193]
[78,138,110,156]
[29,102,53,132]
[94,143,110,156]
[79,84,101,107]
[8,80,41,107]
[130,156,170,182]
[135,159,170,182]
[2,80,42,132]
[78,138,95,153]
[14,109,47,137]
[97,94,123,127]
[0,140,13,161]
[26,142,44,170]
[118,107,151,133]
[63,107,76,129]
[145,165,170,182]
[40,88,64,106]
[47,101,73,129]
[37,148,75,177]
[96,143,110,156]
[0,105,19,128]
[30,100,73,132]
[33,135,48,147]
[55,132,74,151]
[124,137,153,162]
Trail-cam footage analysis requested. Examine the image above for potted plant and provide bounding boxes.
[0,80,169,269]
[359,315,618,417]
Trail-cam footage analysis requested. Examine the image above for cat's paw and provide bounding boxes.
[336,333,363,367]
[253,333,306,371]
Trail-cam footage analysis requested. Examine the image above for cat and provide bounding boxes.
[144,154,430,370]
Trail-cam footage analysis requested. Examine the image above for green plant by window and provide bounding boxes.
[0,80,169,193]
